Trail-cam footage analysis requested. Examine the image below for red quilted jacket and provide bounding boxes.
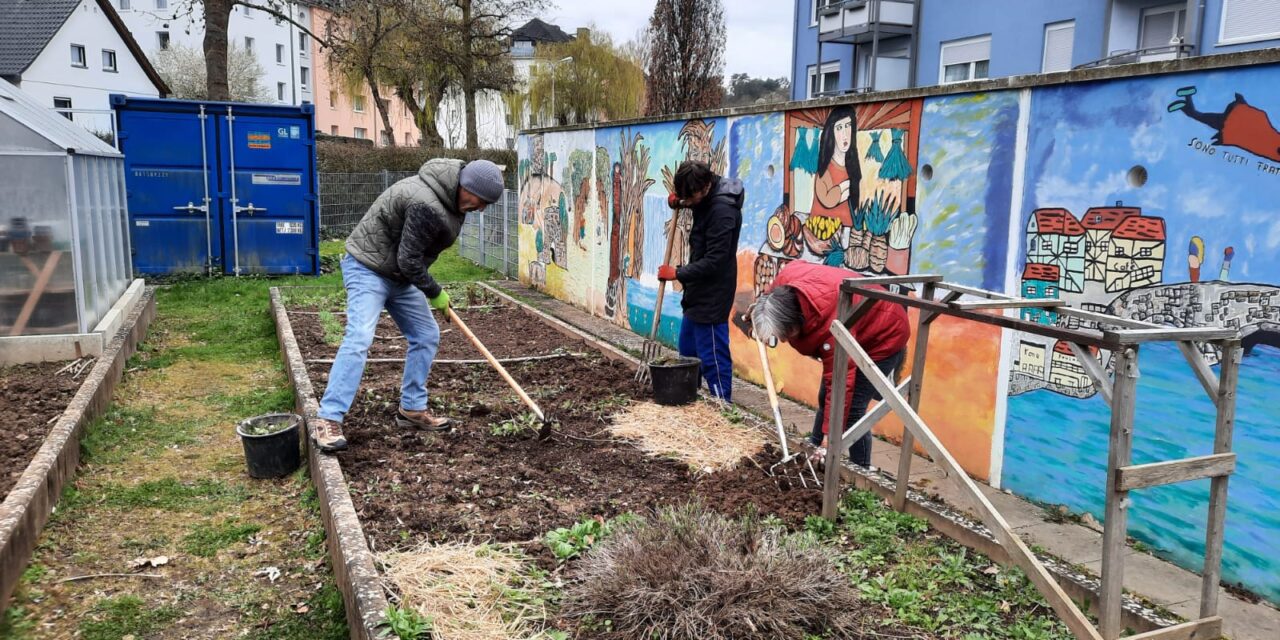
[770,261,910,435]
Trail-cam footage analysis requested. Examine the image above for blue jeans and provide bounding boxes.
[811,349,905,466]
[318,254,440,423]
[677,319,732,401]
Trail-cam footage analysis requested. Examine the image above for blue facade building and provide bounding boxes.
[791,0,1280,97]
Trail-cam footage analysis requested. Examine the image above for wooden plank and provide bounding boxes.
[896,281,935,511]
[840,297,874,328]
[951,298,1064,310]
[1201,340,1241,619]
[1101,346,1140,640]
[839,376,912,450]
[1119,617,1222,640]
[1104,327,1237,344]
[823,291,855,519]
[922,290,962,324]
[1177,342,1220,405]
[1116,454,1236,491]
[830,322,1103,640]
[1056,307,1160,330]
[842,285,1114,348]
[1068,342,1113,407]
[934,281,1015,300]
[839,274,944,289]
[10,251,63,337]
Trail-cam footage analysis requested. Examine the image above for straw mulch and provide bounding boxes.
[608,400,766,472]
[379,542,550,640]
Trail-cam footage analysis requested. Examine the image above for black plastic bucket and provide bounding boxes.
[236,413,302,479]
[649,357,701,406]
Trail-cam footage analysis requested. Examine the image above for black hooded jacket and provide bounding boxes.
[676,176,744,324]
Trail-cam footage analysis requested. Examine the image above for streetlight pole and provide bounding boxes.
[549,56,573,126]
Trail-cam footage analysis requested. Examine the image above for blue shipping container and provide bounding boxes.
[111,95,320,276]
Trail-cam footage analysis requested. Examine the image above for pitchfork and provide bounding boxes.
[635,207,683,385]
[757,338,821,487]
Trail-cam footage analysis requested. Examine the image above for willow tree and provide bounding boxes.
[643,0,726,116]
[526,29,646,126]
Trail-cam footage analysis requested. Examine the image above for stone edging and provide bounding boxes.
[0,288,157,613]
[479,281,1182,634]
[270,287,388,640]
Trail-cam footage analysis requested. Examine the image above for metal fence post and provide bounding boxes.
[502,191,510,278]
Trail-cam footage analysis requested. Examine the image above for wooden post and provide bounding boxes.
[822,291,856,519]
[1200,339,1240,619]
[894,282,935,510]
[1101,346,1140,640]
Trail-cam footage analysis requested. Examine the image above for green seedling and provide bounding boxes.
[380,606,432,640]
[490,411,541,437]
[544,515,633,561]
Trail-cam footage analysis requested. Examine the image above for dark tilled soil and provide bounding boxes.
[0,361,83,496]
[289,305,580,362]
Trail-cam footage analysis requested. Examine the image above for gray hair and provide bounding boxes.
[751,285,804,343]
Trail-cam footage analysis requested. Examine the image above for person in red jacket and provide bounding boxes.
[749,261,910,466]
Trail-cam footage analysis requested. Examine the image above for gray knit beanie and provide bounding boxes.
[459,160,504,204]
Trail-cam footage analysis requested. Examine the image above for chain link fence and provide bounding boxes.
[319,171,518,279]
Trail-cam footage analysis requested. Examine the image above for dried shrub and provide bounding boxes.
[562,504,867,639]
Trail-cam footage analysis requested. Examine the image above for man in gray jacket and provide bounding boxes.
[312,159,504,452]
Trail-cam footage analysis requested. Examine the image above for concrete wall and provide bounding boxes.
[517,54,1280,605]
[19,0,161,135]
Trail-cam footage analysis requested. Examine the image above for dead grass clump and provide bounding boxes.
[562,504,865,639]
[379,542,550,640]
[608,400,764,471]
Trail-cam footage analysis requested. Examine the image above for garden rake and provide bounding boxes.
[447,308,557,439]
[635,207,684,385]
[757,339,821,487]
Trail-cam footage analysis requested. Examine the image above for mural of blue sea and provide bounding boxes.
[1004,343,1280,602]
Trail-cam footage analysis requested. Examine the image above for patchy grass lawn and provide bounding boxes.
[1,246,497,639]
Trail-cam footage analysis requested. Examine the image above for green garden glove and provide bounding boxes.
[428,290,451,312]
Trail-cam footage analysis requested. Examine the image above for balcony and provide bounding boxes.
[818,0,914,44]
[1076,43,1194,69]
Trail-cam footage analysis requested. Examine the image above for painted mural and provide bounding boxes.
[518,63,1280,605]
[1002,67,1280,603]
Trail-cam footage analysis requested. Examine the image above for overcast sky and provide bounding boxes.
[541,0,794,80]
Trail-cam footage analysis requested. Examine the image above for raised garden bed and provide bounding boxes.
[0,360,88,498]
[274,284,1085,640]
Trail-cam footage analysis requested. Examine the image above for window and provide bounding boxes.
[354,127,368,139]
[300,66,310,89]
[53,97,72,120]
[940,35,991,84]
[157,31,170,50]
[1140,4,1186,51]
[155,0,167,8]
[328,90,337,109]
[353,95,366,112]
[1220,0,1280,44]
[330,125,339,135]
[1139,247,1153,257]
[806,62,840,98]
[244,36,254,53]
[119,0,131,10]
[277,82,286,101]
[102,49,117,72]
[1046,286,1058,297]
[1041,239,1053,250]
[276,43,285,64]
[1064,240,1079,252]
[1042,21,1075,72]
[1113,245,1127,257]
[405,132,412,145]
[299,32,308,54]
[381,130,392,145]
[70,44,86,67]
[243,5,252,18]
[1024,285,1036,297]
[810,0,840,27]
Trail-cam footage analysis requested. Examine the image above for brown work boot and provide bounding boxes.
[311,417,347,453]
[396,407,452,432]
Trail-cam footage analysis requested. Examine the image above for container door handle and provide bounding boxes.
[235,203,267,216]
[173,202,208,215]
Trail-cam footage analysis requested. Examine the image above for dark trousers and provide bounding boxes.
[677,319,733,401]
[811,349,905,467]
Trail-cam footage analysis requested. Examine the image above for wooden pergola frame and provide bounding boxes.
[823,274,1241,640]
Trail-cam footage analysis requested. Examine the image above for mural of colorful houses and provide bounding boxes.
[519,61,1280,604]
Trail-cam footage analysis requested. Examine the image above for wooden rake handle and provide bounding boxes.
[756,339,791,460]
[447,307,545,421]
[648,208,683,341]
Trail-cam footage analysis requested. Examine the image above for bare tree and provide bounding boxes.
[325,1,405,145]
[152,44,271,102]
[644,0,726,116]
[167,1,326,101]
[412,0,545,149]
